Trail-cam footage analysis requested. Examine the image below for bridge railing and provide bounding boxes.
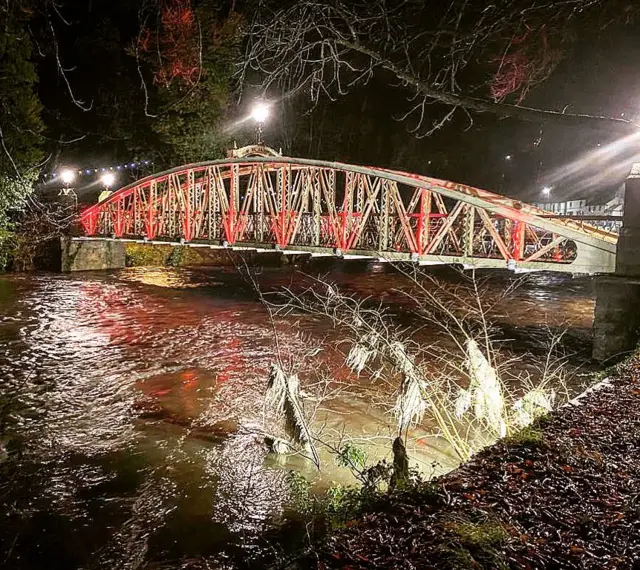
[79,157,617,270]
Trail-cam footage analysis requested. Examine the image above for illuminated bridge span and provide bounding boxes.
[79,157,617,273]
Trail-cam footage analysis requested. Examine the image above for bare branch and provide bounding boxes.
[242,0,640,135]
[47,17,93,112]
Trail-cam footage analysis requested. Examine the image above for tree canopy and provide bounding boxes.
[0,1,44,227]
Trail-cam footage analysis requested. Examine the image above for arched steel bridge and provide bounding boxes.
[79,157,618,273]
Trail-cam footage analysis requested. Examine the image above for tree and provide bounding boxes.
[21,0,155,183]
[22,0,242,177]
[136,0,244,166]
[242,0,639,135]
[0,1,44,228]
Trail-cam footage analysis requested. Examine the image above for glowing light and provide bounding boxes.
[542,186,552,196]
[505,155,512,161]
[101,172,116,188]
[251,102,270,123]
[60,169,76,185]
[538,130,640,196]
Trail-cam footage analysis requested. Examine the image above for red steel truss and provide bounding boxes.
[79,157,617,268]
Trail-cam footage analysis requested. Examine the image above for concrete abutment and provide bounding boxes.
[60,238,311,271]
[593,165,640,362]
[61,237,126,272]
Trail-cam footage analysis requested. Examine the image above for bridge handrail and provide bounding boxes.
[80,156,617,252]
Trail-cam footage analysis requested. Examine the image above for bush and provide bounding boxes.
[286,470,315,516]
[0,228,15,271]
[285,470,394,531]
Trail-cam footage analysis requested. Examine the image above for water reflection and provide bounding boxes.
[0,265,595,568]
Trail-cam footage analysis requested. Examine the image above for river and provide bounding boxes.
[0,261,596,569]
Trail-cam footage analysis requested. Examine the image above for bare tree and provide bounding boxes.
[241,0,638,135]
[269,267,570,465]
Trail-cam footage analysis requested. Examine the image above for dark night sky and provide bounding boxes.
[34,1,640,205]
[261,15,640,204]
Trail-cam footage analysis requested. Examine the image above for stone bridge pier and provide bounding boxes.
[593,164,640,362]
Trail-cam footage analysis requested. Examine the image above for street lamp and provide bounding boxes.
[101,172,116,188]
[58,168,78,209]
[542,186,552,197]
[60,169,76,186]
[251,102,270,145]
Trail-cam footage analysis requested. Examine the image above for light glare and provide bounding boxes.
[251,102,270,123]
[101,172,116,188]
[542,186,552,196]
[60,169,75,185]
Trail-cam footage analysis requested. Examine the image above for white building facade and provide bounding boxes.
[533,187,624,231]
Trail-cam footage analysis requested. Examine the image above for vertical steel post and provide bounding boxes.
[379,180,389,251]
[313,170,321,246]
[511,220,525,260]
[167,175,175,238]
[255,165,264,242]
[416,189,432,255]
[225,164,240,244]
[278,164,288,246]
[463,205,475,258]
[147,181,156,239]
[183,170,194,241]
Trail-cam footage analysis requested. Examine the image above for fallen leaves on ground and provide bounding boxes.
[307,358,640,569]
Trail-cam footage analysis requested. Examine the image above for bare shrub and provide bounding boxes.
[262,266,571,467]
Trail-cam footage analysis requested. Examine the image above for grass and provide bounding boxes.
[504,424,545,448]
[440,518,511,570]
[435,545,476,569]
[448,519,510,548]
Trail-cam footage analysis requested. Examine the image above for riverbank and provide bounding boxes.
[299,354,640,570]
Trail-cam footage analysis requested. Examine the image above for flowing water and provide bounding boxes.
[0,262,596,569]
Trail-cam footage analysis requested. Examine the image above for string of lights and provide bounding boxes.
[43,159,154,180]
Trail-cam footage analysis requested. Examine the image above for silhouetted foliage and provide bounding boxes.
[0,1,44,228]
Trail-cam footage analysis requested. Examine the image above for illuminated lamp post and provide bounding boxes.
[99,172,117,202]
[226,102,280,159]
[101,172,116,188]
[251,102,270,145]
[60,169,76,187]
[58,168,78,209]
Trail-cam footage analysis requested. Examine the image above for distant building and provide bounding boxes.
[534,185,624,232]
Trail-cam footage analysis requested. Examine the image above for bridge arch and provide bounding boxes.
[79,157,617,273]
